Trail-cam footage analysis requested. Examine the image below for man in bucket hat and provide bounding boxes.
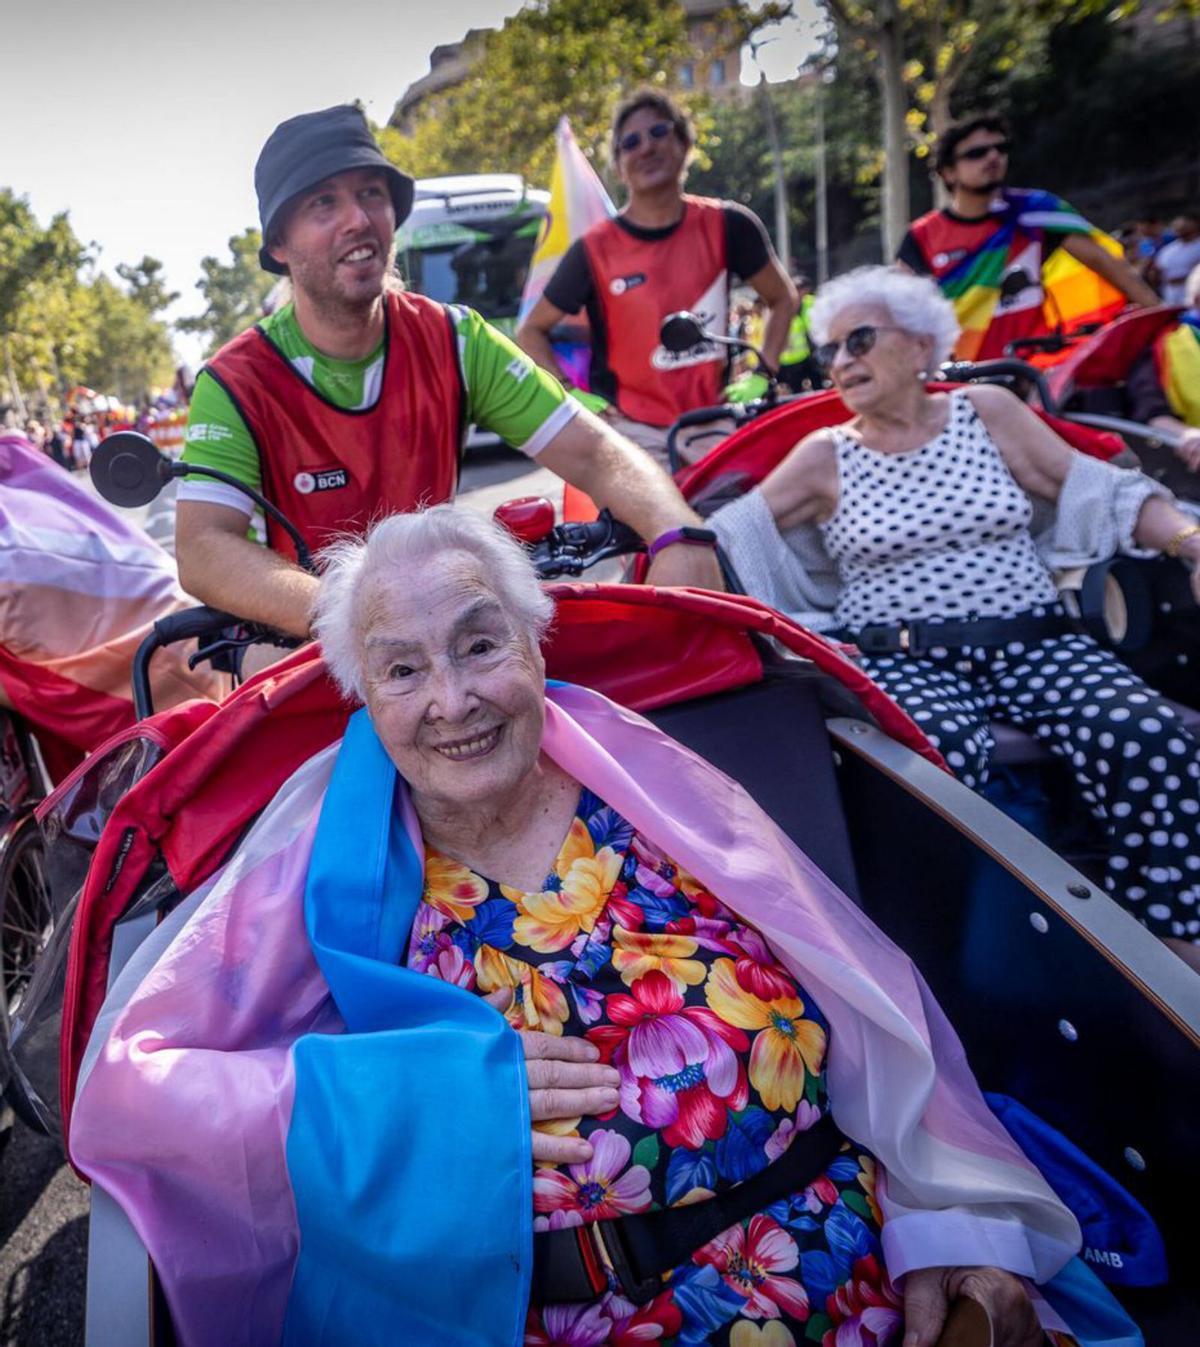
[178,105,721,636]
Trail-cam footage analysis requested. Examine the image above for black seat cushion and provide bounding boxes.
[645,666,860,903]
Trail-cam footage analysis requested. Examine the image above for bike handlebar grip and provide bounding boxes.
[152,605,242,645]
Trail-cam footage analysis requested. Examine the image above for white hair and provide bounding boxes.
[313,505,555,701]
[809,265,961,368]
[1185,260,1200,310]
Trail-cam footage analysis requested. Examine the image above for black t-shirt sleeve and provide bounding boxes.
[723,203,772,281]
[542,239,594,315]
[1126,348,1173,424]
[897,229,930,274]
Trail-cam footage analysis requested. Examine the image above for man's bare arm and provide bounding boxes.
[516,296,573,383]
[536,410,724,590]
[176,500,319,638]
[746,260,799,372]
[1062,233,1160,308]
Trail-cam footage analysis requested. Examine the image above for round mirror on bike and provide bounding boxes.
[89,432,172,508]
[660,311,708,354]
[493,496,556,545]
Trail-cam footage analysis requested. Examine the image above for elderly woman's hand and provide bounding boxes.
[903,1266,1043,1347]
[485,987,621,1164]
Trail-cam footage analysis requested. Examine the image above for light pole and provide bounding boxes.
[749,37,791,274]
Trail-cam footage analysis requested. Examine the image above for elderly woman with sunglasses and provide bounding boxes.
[710,265,1200,971]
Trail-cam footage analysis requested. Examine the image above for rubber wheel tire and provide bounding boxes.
[0,812,54,1131]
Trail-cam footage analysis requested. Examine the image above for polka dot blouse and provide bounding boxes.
[820,388,1061,630]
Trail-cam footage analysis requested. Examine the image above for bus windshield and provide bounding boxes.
[400,220,541,328]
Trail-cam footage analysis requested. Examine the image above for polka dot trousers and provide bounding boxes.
[863,628,1200,942]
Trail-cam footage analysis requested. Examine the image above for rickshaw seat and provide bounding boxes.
[645,662,861,903]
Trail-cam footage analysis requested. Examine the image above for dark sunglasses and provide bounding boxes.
[617,121,674,155]
[956,139,1012,163]
[815,324,903,368]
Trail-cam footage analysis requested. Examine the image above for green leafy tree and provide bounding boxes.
[77,274,176,403]
[116,255,179,317]
[0,189,88,414]
[379,0,784,188]
[177,228,277,356]
[817,0,1136,254]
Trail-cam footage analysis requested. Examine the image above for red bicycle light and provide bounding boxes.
[494,496,556,544]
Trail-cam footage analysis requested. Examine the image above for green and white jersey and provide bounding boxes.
[181,300,577,516]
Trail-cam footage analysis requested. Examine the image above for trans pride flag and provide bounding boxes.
[0,435,223,778]
[67,685,1141,1346]
[914,189,1127,362]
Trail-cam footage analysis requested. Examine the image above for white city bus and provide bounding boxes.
[396,174,549,341]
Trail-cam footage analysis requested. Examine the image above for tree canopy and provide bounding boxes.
[1,190,175,414]
[176,228,278,358]
[378,0,783,188]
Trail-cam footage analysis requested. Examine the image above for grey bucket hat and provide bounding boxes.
[255,104,414,274]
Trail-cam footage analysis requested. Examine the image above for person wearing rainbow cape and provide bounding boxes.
[1126,261,1200,474]
[70,507,1143,1347]
[899,114,1158,363]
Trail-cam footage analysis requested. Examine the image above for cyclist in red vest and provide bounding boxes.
[516,90,797,465]
[178,105,722,638]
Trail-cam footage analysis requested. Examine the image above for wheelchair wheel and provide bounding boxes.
[0,812,53,1128]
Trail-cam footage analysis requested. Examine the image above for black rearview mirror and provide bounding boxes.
[90,432,174,508]
[659,311,708,354]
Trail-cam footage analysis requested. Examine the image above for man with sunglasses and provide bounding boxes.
[898,113,1157,362]
[177,105,723,640]
[517,90,796,464]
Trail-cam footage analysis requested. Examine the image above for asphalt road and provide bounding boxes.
[0,443,555,1346]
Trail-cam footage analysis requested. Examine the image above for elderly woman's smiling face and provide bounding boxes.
[823,301,933,413]
[357,549,547,810]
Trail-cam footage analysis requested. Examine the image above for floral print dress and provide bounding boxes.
[406,790,903,1347]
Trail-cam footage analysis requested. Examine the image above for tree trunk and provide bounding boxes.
[875,0,909,260]
[929,80,954,209]
[2,335,28,422]
[758,74,791,273]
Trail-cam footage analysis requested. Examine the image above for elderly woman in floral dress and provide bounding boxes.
[71,507,1127,1347]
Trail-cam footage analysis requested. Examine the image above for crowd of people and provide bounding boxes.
[11,413,99,472]
[14,87,1198,1347]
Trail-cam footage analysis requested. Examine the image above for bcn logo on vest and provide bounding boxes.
[609,273,647,296]
[294,467,349,495]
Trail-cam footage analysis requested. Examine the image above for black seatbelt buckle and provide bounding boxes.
[855,624,909,656]
[593,1220,663,1306]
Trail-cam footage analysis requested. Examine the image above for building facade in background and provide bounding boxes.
[389,0,743,133]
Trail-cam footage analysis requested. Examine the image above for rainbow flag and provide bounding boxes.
[1156,316,1200,425]
[518,116,615,327]
[920,189,1127,362]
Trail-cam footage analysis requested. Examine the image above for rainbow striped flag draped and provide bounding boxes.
[911,189,1127,362]
[1156,314,1200,425]
[518,116,615,326]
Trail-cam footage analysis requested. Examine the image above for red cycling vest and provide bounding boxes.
[205,291,464,562]
[583,196,728,428]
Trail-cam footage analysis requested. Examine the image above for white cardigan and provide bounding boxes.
[709,449,1195,632]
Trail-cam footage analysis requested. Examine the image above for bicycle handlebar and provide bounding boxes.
[132,606,300,720]
[526,512,644,579]
[939,359,1057,412]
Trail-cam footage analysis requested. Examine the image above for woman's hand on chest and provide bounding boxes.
[486,986,621,1165]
